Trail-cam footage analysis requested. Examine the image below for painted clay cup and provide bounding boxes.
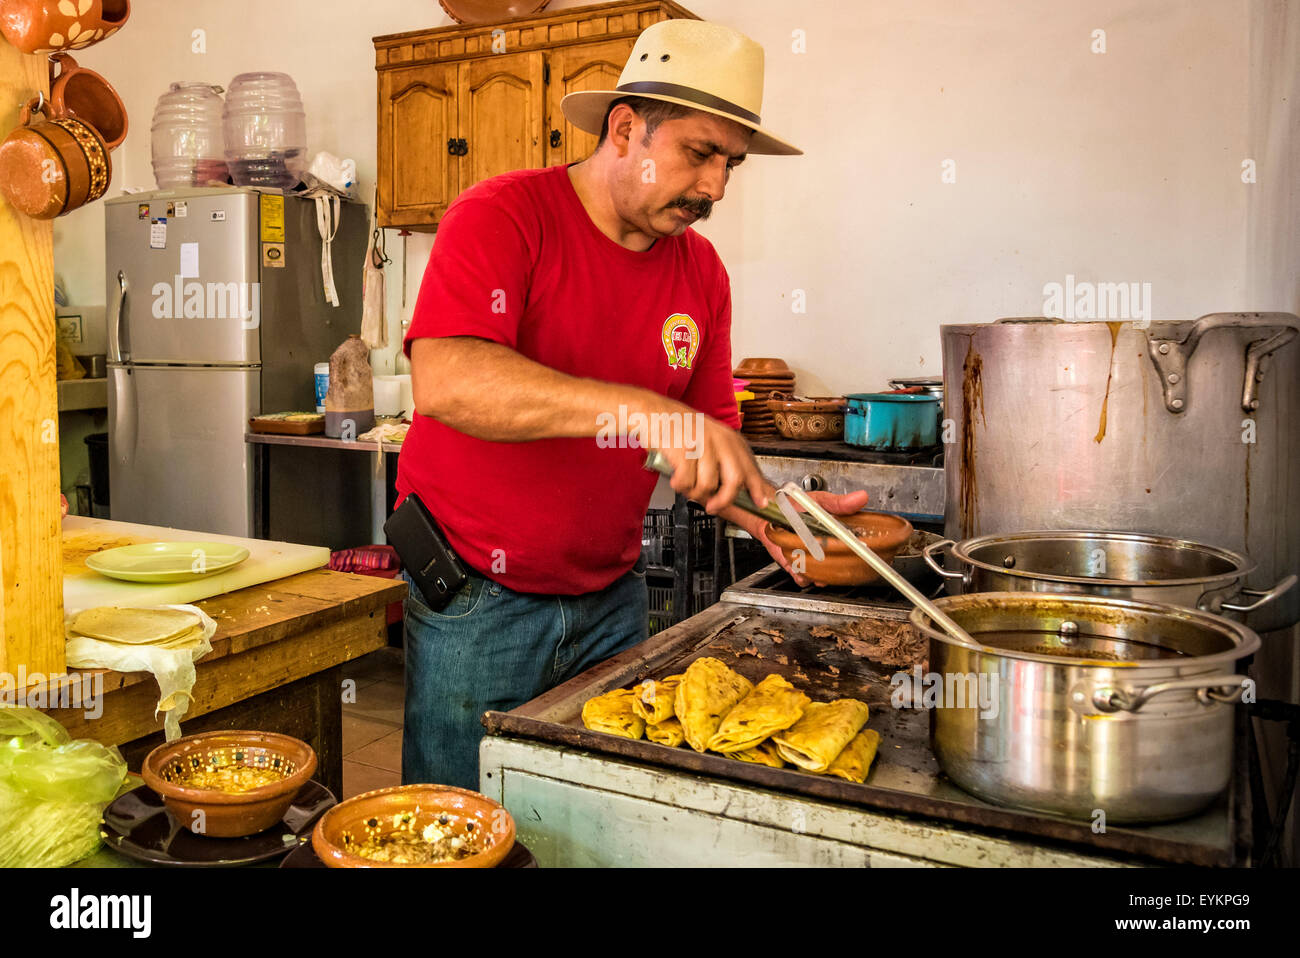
[0,0,129,55]
[49,52,128,149]
[0,96,111,218]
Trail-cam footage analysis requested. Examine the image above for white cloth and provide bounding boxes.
[313,192,341,308]
[361,215,388,349]
[65,604,216,742]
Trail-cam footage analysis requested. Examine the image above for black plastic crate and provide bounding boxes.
[647,569,715,635]
[641,500,715,570]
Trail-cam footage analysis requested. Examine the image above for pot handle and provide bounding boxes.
[1092,674,1251,713]
[922,538,964,579]
[1147,312,1299,414]
[1219,574,1296,614]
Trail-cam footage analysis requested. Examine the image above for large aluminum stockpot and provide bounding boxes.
[908,592,1261,823]
[923,529,1296,617]
[941,313,1300,633]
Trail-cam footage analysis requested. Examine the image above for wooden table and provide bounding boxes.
[39,568,405,799]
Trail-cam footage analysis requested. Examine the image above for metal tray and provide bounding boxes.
[484,601,1250,866]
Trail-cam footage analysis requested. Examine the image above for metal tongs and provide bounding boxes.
[643,450,979,648]
[643,449,840,539]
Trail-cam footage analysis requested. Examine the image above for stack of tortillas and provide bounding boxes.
[65,604,216,742]
[68,607,206,650]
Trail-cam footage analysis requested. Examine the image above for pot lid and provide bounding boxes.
[845,393,940,403]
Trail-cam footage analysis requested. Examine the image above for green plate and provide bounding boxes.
[85,541,251,583]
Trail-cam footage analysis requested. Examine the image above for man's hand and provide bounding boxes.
[732,488,871,587]
[650,410,772,515]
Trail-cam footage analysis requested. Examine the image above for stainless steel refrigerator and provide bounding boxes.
[106,187,369,539]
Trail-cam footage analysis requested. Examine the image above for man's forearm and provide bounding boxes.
[411,336,685,442]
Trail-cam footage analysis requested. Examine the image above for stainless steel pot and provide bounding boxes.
[923,529,1296,617]
[941,313,1300,633]
[909,592,1261,823]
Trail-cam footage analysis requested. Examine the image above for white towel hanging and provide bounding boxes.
[312,192,341,307]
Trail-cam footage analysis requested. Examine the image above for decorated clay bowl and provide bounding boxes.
[141,730,317,838]
[767,395,848,440]
[312,784,515,869]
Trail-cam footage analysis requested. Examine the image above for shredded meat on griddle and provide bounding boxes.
[809,620,928,668]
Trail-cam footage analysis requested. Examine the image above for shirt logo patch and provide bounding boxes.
[661,313,700,370]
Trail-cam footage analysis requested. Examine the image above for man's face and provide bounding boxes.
[608,106,752,239]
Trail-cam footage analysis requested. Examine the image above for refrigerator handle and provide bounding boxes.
[109,269,130,363]
[111,364,137,469]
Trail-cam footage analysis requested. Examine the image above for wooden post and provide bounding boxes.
[0,38,64,677]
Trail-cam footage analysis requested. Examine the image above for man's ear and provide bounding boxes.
[604,102,639,156]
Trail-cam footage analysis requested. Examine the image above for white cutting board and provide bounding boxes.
[63,517,331,615]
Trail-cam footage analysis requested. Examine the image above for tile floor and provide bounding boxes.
[340,647,406,799]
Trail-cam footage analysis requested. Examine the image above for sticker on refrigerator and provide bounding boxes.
[211,210,226,222]
[260,194,285,244]
[179,242,200,279]
[149,218,167,250]
[171,201,187,218]
[262,242,285,268]
[137,203,150,220]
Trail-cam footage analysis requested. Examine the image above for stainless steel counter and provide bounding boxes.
[752,453,944,522]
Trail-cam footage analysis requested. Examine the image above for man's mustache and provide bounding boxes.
[668,195,713,219]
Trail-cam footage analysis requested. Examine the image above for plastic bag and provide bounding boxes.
[0,707,127,867]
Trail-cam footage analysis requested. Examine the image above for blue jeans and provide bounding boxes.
[400,559,649,791]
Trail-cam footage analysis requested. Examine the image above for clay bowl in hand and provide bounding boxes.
[765,512,913,586]
[312,784,515,868]
[141,730,317,838]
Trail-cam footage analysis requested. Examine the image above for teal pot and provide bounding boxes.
[845,393,940,450]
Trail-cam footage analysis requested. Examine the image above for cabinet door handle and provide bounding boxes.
[446,137,468,156]
[549,128,562,148]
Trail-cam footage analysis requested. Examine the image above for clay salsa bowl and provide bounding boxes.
[765,512,914,586]
[141,730,317,838]
[312,784,515,868]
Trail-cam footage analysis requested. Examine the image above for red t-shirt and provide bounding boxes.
[395,164,739,595]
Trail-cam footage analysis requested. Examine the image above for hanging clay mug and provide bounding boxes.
[49,52,127,149]
[0,0,130,55]
[0,95,111,218]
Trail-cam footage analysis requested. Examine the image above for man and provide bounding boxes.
[395,19,869,789]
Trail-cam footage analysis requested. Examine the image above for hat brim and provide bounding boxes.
[561,89,802,156]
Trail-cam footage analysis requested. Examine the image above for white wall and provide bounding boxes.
[52,0,1296,392]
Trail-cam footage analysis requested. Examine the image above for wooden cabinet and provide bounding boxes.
[544,37,635,166]
[374,1,697,231]
[378,63,459,230]
[458,51,547,191]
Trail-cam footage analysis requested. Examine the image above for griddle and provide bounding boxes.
[484,566,1250,866]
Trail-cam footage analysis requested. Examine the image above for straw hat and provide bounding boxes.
[561,20,801,156]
